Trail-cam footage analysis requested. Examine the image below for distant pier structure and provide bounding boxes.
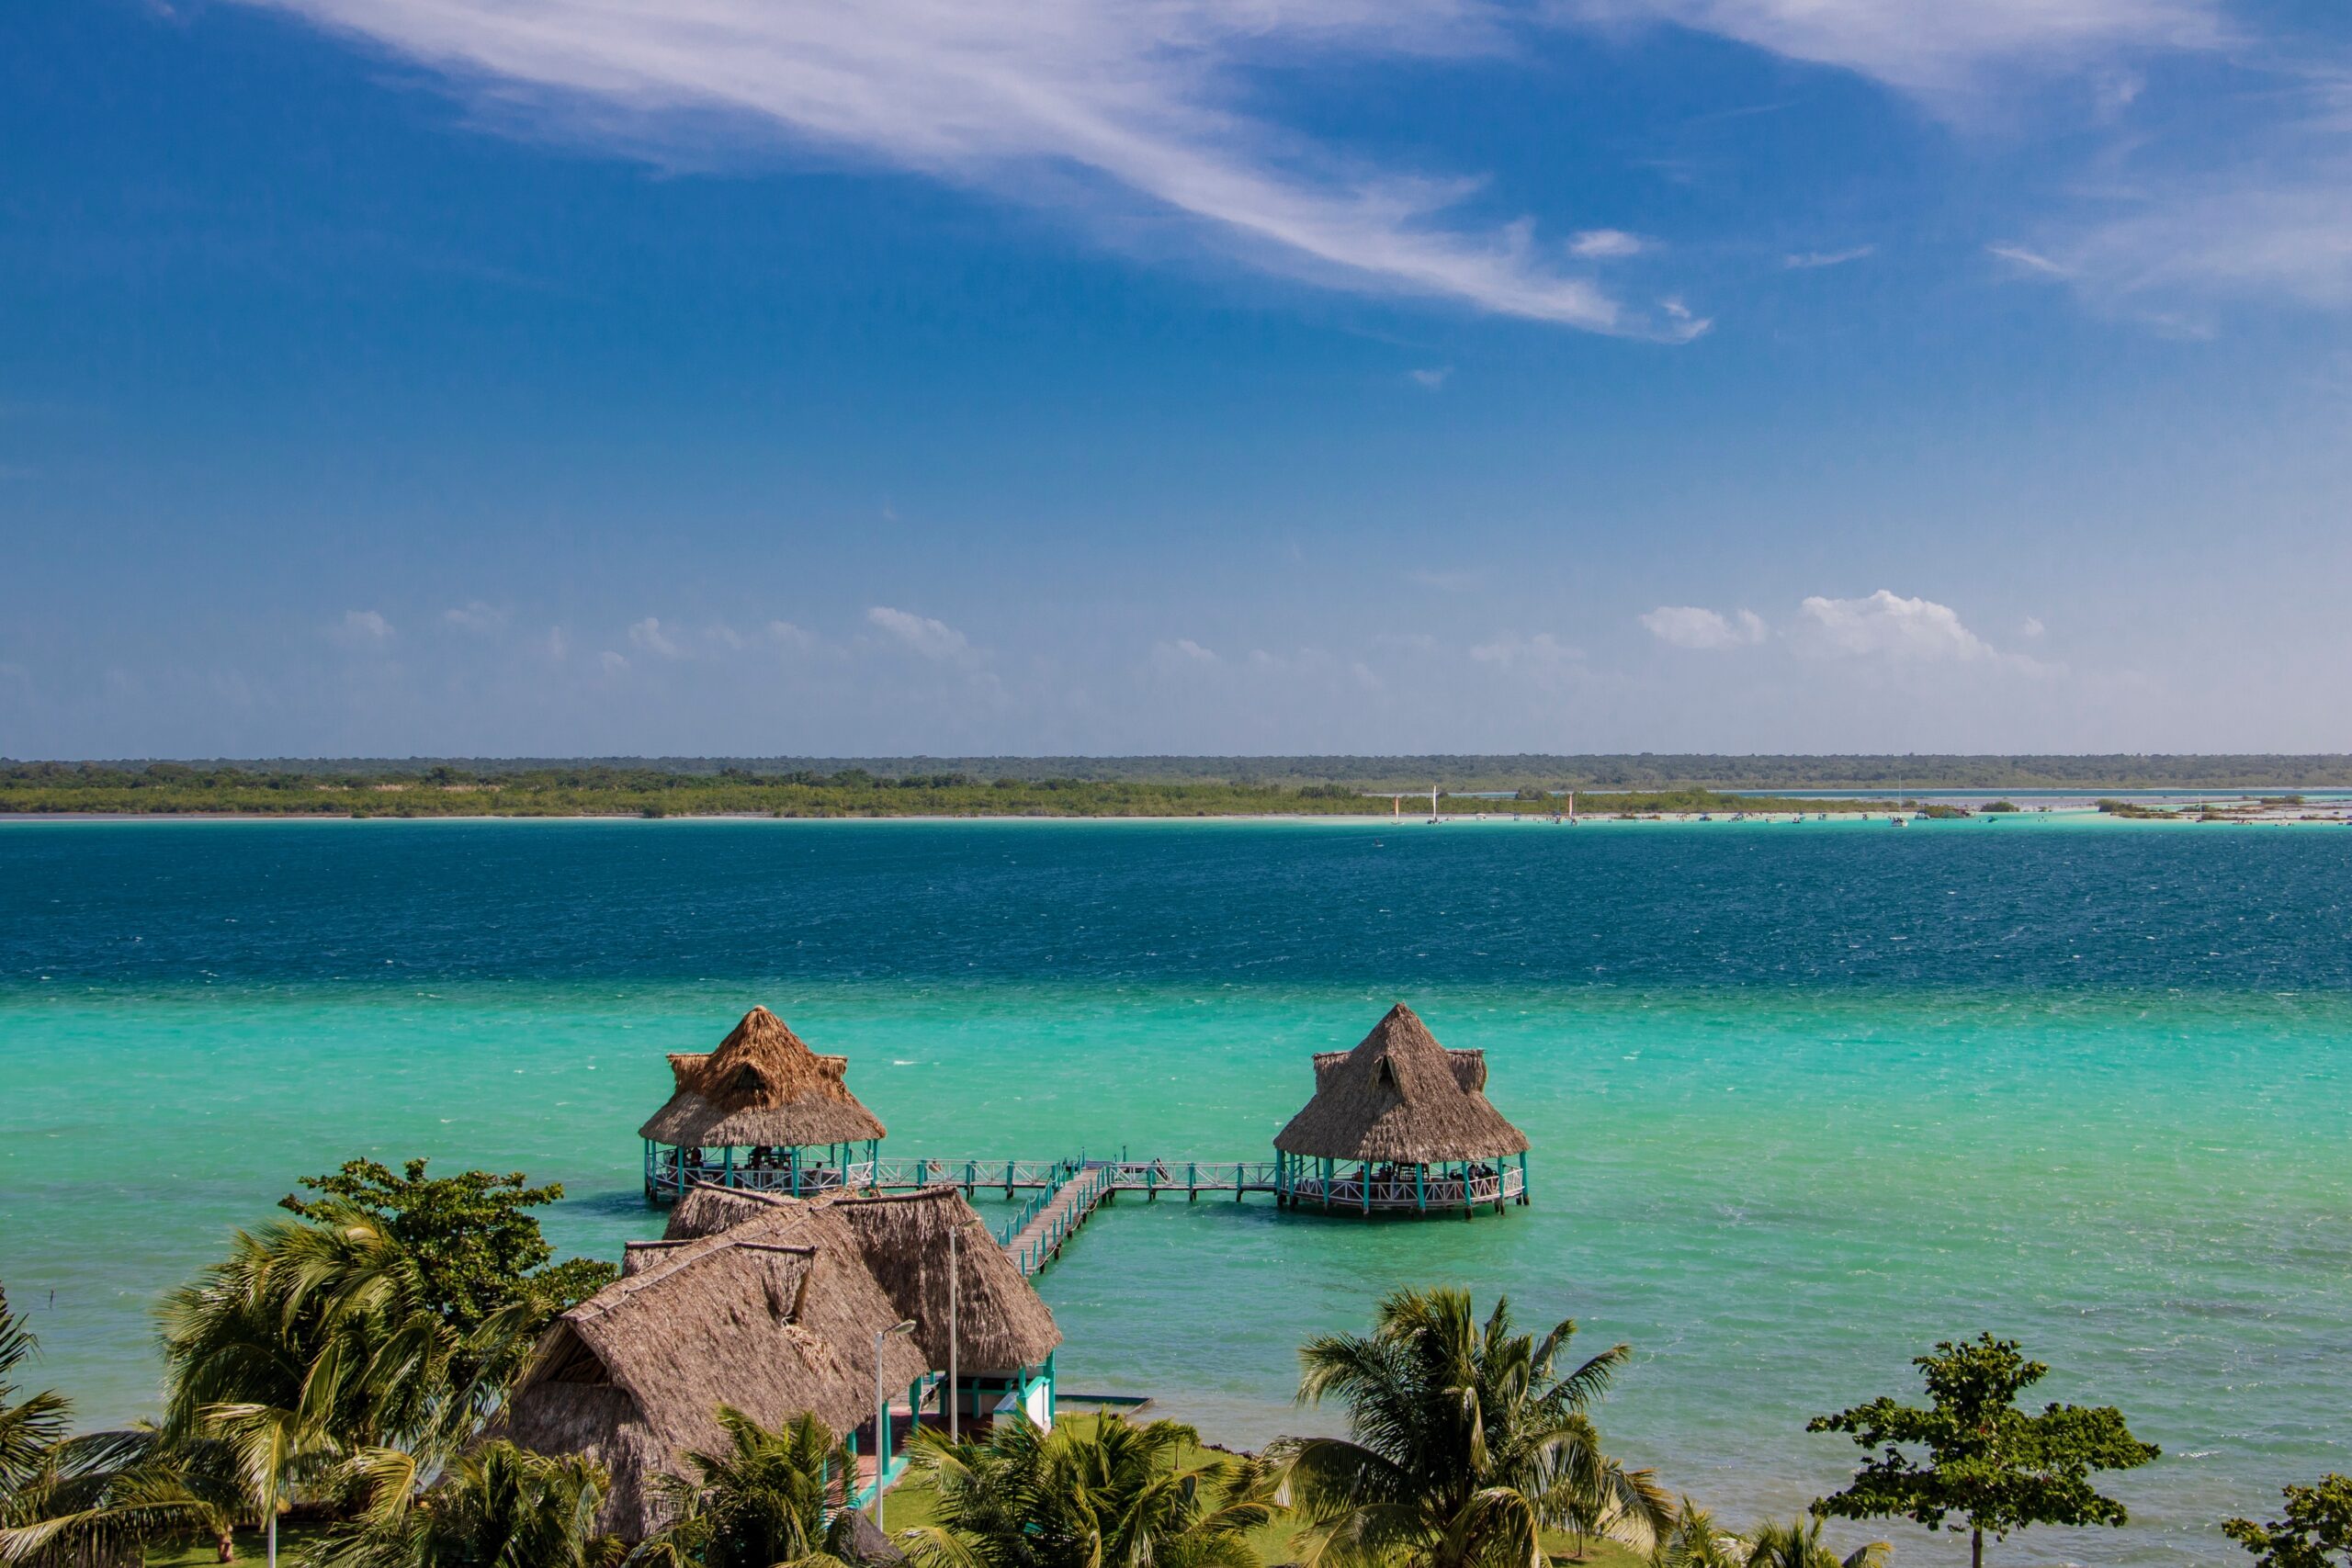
[640,1006,886,1201]
[1272,1003,1530,1215]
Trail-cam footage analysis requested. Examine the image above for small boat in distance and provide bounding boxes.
[1892,776,1910,826]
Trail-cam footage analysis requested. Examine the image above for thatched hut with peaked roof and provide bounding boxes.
[640,1006,888,1203]
[1272,1003,1531,1215]
[502,1182,1060,1542]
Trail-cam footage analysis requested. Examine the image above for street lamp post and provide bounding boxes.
[948,1220,960,1445]
[873,1318,918,1529]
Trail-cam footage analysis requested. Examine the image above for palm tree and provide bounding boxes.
[158,1204,525,1568]
[306,1440,616,1568]
[1,1288,231,1567]
[901,1414,1277,1568]
[1279,1288,1672,1568]
[1742,1517,1886,1568]
[1650,1499,1749,1568]
[628,1406,859,1568]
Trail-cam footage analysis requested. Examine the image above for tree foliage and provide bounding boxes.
[1278,1288,1669,1568]
[629,1406,858,1568]
[281,1161,615,1338]
[901,1415,1276,1568]
[307,1440,619,1568]
[1807,1335,2156,1566]
[2225,1475,2352,1568]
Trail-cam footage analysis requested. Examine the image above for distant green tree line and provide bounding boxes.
[0,765,1896,819]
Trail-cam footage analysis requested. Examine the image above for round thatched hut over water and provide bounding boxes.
[1272,1003,1531,1215]
[640,1006,887,1202]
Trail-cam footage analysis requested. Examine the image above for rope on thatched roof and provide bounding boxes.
[638,1006,888,1148]
[1272,1003,1530,1164]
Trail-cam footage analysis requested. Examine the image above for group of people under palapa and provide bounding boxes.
[512,999,1531,1542]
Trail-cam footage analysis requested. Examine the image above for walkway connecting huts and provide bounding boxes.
[641,1006,887,1202]
[1272,1003,1531,1215]
[503,1182,1060,1542]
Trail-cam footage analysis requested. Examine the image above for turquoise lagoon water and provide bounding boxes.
[4,818,2351,1565]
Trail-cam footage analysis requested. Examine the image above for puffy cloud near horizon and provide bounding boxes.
[628,616,682,658]
[866,605,972,660]
[230,0,1705,338]
[1796,590,1996,661]
[1642,604,1767,649]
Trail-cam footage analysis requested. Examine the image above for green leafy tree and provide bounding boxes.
[2224,1475,2352,1568]
[281,1161,616,1337]
[1807,1334,2157,1568]
[307,1440,618,1568]
[1279,1288,1670,1568]
[629,1406,858,1568]
[902,1415,1276,1568]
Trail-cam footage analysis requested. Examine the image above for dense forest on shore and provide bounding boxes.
[0,763,1901,818]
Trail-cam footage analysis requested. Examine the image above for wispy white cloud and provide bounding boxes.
[1784,244,1875,269]
[1569,228,1645,258]
[1563,0,2225,101]
[866,605,972,660]
[1469,631,1583,668]
[1641,604,1767,649]
[628,616,682,658]
[329,609,393,648]
[1987,243,2074,276]
[234,0,1703,337]
[1408,366,1453,389]
[443,601,507,633]
[1150,637,1220,670]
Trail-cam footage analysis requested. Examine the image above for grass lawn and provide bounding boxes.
[146,1523,323,1564]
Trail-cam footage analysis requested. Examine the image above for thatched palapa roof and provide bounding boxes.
[501,1183,1058,1540]
[638,1006,887,1148]
[1272,1003,1530,1164]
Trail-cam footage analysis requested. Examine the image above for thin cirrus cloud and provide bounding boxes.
[1640,604,1767,649]
[231,0,1702,339]
[1784,244,1874,269]
[1566,0,2225,101]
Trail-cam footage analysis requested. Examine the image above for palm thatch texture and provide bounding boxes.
[1274,1287,1670,1568]
[501,1185,1058,1542]
[899,1415,1277,1568]
[641,1009,889,1201]
[1272,1006,1531,1213]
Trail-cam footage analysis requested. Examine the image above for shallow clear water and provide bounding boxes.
[3,818,2349,1566]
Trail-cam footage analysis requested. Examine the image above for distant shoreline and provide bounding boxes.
[8,807,2351,826]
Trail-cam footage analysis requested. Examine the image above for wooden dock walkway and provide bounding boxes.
[647,1152,1520,1279]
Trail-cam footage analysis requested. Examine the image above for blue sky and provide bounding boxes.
[4,0,2351,757]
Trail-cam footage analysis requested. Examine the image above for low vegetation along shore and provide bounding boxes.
[0,764,1910,819]
[2,1158,2346,1568]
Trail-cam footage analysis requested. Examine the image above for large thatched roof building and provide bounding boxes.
[640,1007,888,1202]
[1272,1003,1531,1214]
[503,1182,1059,1540]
